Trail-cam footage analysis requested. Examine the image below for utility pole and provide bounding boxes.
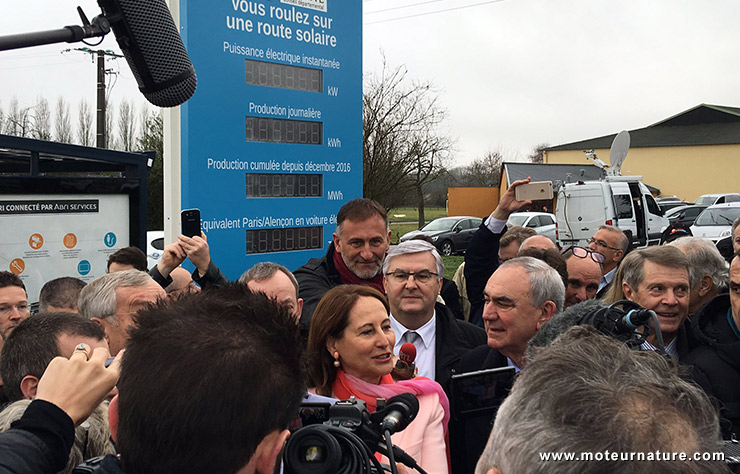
[97,50,106,148]
[72,47,123,148]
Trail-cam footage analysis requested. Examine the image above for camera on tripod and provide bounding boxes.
[283,394,424,474]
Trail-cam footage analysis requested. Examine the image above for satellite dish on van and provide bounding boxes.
[608,130,630,176]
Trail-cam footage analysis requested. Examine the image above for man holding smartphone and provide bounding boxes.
[464,178,538,327]
[150,233,228,292]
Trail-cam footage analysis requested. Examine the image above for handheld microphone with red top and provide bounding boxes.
[396,342,417,372]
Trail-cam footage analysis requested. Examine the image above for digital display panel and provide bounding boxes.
[246,226,323,254]
[246,173,322,198]
[245,59,322,93]
[245,116,322,145]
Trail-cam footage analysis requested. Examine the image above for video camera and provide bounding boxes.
[283,394,425,474]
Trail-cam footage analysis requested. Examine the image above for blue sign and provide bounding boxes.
[104,232,117,248]
[179,0,362,279]
[77,260,91,276]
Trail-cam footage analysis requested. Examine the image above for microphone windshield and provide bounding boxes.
[98,0,197,107]
[399,342,417,364]
[380,393,419,434]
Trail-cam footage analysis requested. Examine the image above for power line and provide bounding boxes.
[366,0,452,15]
[0,60,83,71]
[365,0,508,25]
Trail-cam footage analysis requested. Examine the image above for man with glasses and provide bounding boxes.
[562,246,604,308]
[383,240,485,393]
[587,225,628,296]
[0,272,30,340]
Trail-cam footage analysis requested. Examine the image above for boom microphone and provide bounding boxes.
[528,299,653,357]
[378,393,419,435]
[615,307,653,331]
[97,0,197,107]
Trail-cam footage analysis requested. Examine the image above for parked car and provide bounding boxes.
[507,212,557,242]
[146,231,165,270]
[657,200,689,213]
[693,193,740,206]
[690,203,740,242]
[399,216,482,256]
[655,196,683,203]
[664,204,708,227]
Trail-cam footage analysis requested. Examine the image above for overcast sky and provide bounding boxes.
[2,0,739,166]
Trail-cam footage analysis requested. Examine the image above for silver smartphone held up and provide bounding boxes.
[515,181,554,201]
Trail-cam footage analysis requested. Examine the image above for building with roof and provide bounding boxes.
[542,104,740,202]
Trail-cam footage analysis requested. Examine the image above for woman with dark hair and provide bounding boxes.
[307,285,449,474]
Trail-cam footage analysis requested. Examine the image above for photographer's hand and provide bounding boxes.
[156,242,187,278]
[491,177,533,221]
[36,345,122,426]
[179,233,211,277]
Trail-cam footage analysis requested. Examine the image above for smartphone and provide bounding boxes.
[515,181,554,201]
[181,208,201,238]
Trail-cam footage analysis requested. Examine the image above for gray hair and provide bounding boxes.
[598,225,629,252]
[733,215,740,236]
[621,246,691,292]
[499,256,565,312]
[382,240,444,279]
[476,326,724,474]
[0,399,115,474]
[238,262,300,295]
[669,237,728,290]
[78,269,155,323]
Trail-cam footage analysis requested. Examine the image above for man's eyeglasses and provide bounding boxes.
[563,246,605,264]
[0,303,30,316]
[385,270,439,284]
[587,237,622,252]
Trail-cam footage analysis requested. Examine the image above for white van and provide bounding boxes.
[693,193,740,206]
[556,176,668,249]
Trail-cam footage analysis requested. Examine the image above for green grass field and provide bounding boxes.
[387,207,448,223]
[441,255,464,280]
[388,207,448,244]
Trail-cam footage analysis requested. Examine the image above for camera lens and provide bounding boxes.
[302,445,325,463]
[284,427,341,474]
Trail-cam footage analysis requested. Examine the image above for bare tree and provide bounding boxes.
[31,96,52,140]
[77,98,94,146]
[138,103,152,142]
[462,151,503,187]
[0,100,5,133]
[117,99,137,151]
[528,143,549,164]
[5,96,32,137]
[406,128,452,227]
[105,99,116,149]
[363,60,452,225]
[54,97,74,143]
